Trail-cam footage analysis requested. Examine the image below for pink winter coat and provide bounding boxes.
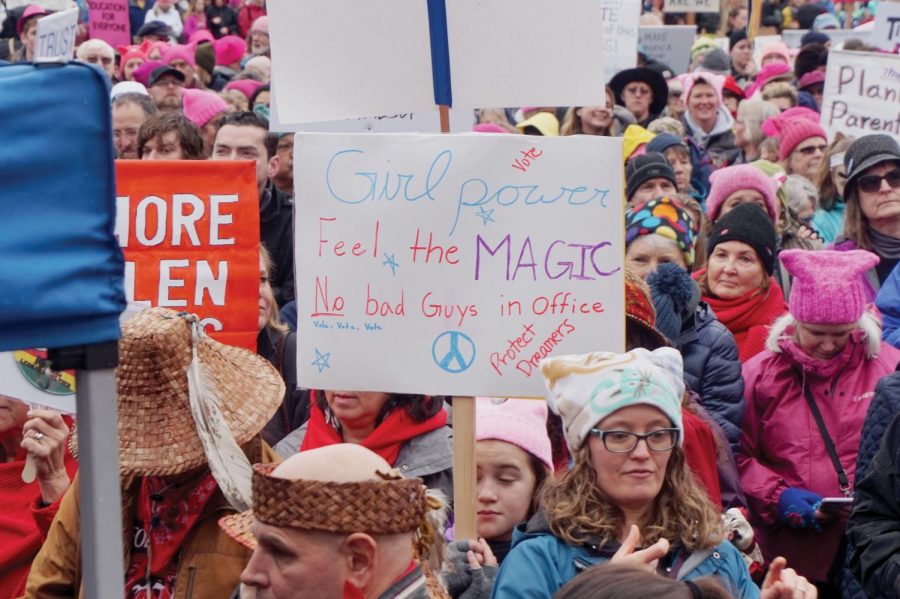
[738,329,900,582]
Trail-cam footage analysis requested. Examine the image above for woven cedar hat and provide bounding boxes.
[219,463,428,550]
[75,307,284,477]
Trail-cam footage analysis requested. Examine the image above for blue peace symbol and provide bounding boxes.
[431,330,477,374]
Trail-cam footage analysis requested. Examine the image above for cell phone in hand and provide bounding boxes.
[819,497,853,510]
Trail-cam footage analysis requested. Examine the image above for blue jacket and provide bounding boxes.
[675,302,745,455]
[876,267,900,349]
[490,520,760,598]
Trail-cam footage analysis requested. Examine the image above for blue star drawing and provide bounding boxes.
[382,253,399,276]
[311,349,331,373]
[476,206,495,225]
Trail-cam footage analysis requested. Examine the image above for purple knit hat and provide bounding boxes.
[161,44,195,68]
[781,249,879,324]
[706,164,780,223]
[475,397,553,470]
[214,35,246,66]
[778,119,828,161]
[132,60,164,87]
[182,88,229,128]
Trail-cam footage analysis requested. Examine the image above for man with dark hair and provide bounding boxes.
[112,92,157,159]
[138,112,205,160]
[147,65,185,112]
[273,133,293,197]
[212,112,294,306]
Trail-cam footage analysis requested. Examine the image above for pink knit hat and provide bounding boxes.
[224,79,265,101]
[475,397,553,470]
[161,44,195,68]
[706,164,780,223]
[746,62,793,97]
[182,88,230,128]
[188,29,215,46]
[777,119,828,161]
[214,35,246,66]
[760,41,791,65]
[473,123,509,133]
[132,60,163,87]
[250,15,268,34]
[117,46,147,80]
[677,71,725,104]
[781,249,879,324]
[761,107,819,137]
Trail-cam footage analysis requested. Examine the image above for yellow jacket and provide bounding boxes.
[25,438,279,598]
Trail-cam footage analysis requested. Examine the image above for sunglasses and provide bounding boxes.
[857,169,900,194]
[796,144,827,156]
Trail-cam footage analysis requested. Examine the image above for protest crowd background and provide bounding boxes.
[3,0,900,598]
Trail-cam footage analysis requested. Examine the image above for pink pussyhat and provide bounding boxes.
[780,249,880,324]
[475,397,553,470]
[182,88,229,128]
[161,44,196,68]
[761,107,819,137]
[677,71,725,105]
[224,79,265,101]
[776,119,828,161]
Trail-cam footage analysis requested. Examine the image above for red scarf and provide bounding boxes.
[124,472,218,598]
[696,272,788,362]
[300,396,447,466]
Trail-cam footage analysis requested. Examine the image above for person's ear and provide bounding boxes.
[341,533,378,592]
[266,154,280,180]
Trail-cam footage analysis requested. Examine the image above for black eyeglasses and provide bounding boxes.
[796,143,827,156]
[858,169,900,194]
[588,428,679,453]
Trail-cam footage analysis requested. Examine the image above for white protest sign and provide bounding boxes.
[445,0,606,111]
[782,28,873,49]
[639,25,698,75]
[34,6,78,60]
[271,103,476,134]
[664,0,719,14]
[601,0,640,82]
[0,351,75,414]
[267,0,437,125]
[5,0,71,10]
[294,133,625,397]
[820,50,900,142]
[870,2,900,52]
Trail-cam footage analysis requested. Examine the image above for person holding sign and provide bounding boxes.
[9,4,48,63]
[26,308,285,598]
[490,348,761,598]
[739,249,900,594]
[0,396,76,598]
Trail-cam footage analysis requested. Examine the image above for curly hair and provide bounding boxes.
[541,444,724,553]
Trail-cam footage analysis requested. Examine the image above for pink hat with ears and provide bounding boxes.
[761,107,820,137]
[189,29,215,46]
[161,44,196,68]
[706,164,780,223]
[780,249,880,324]
[117,46,147,80]
[677,72,725,104]
[475,397,553,470]
[224,79,265,101]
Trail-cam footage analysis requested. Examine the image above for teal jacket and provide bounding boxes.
[490,518,760,598]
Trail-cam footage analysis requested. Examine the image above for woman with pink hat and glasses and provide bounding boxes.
[740,249,900,596]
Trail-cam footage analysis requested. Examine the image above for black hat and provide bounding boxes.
[625,153,677,201]
[609,68,668,117]
[136,21,174,39]
[148,65,186,87]
[844,135,900,194]
[728,29,748,51]
[706,204,778,275]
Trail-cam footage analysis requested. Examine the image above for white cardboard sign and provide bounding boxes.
[663,0,719,14]
[294,133,625,397]
[267,0,606,125]
[34,6,78,60]
[0,351,76,414]
[639,25,698,75]
[820,50,900,143]
[5,0,71,10]
[870,3,900,52]
[600,0,640,81]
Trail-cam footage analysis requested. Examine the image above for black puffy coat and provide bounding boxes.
[674,302,745,455]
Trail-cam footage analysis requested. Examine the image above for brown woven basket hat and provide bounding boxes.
[78,306,285,476]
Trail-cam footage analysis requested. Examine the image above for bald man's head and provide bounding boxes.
[272,444,391,483]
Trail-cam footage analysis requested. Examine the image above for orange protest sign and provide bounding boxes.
[115,160,260,349]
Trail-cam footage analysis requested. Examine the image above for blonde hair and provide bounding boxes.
[765,311,883,358]
[541,444,724,552]
[260,246,288,332]
[815,133,854,211]
[761,81,798,106]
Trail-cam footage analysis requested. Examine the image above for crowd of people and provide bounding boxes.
[2,0,900,598]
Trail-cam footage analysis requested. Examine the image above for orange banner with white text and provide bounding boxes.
[115,160,260,349]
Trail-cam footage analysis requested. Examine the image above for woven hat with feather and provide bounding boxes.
[72,307,284,508]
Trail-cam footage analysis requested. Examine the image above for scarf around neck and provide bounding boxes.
[300,396,447,466]
[777,328,868,379]
[866,224,900,259]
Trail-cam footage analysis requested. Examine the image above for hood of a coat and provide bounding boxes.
[776,327,869,379]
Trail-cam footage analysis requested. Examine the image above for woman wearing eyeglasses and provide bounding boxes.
[739,249,900,595]
[776,120,828,186]
[833,135,900,299]
[490,348,772,599]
